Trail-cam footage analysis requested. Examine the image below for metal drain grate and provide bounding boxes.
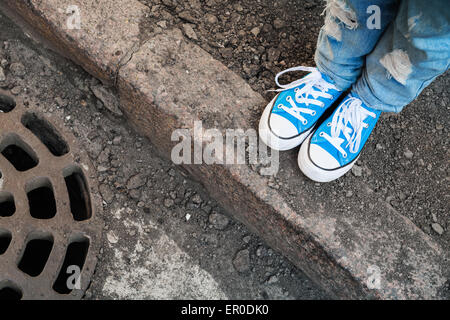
[0,90,103,300]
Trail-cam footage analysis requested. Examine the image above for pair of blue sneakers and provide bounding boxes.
[259,66,381,182]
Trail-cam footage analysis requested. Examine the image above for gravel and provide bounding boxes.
[138,0,449,249]
[233,249,251,273]
[2,0,448,299]
[0,9,329,299]
[208,212,230,230]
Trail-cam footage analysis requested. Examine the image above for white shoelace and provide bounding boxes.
[321,97,376,158]
[273,66,338,125]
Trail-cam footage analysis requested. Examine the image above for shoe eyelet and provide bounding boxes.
[294,88,300,93]
[278,104,283,108]
[286,96,292,102]
[319,132,324,137]
[343,153,347,158]
[327,122,332,127]
[302,120,308,125]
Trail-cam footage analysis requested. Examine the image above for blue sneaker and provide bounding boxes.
[259,66,342,151]
[298,92,381,182]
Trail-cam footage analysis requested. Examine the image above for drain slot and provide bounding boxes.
[0,229,12,255]
[0,282,22,300]
[53,237,89,294]
[21,112,69,157]
[18,235,54,277]
[0,94,16,113]
[1,140,39,171]
[64,168,92,221]
[26,180,57,219]
[0,192,16,217]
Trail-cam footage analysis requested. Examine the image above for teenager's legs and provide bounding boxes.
[354,0,450,112]
[315,0,399,91]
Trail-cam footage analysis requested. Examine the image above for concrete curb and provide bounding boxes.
[2,0,448,299]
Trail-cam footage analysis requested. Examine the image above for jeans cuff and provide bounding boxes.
[353,71,404,113]
[314,50,354,91]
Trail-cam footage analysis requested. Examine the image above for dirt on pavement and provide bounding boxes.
[0,10,329,299]
[138,0,450,249]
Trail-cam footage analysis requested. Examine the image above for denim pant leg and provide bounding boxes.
[354,0,450,113]
[315,0,399,90]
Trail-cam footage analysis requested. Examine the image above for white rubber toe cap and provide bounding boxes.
[309,143,340,170]
[269,113,298,138]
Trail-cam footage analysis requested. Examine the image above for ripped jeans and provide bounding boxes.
[315,0,450,113]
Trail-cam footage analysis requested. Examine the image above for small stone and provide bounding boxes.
[99,184,114,204]
[0,66,5,82]
[55,96,67,107]
[267,275,279,284]
[209,212,229,230]
[112,136,122,145]
[346,190,353,197]
[11,86,21,95]
[9,62,26,77]
[431,213,438,223]
[256,247,264,257]
[233,3,244,11]
[219,47,233,59]
[90,84,123,116]
[97,165,109,172]
[431,223,444,235]
[107,231,119,244]
[233,249,250,273]
[243,235,251,243]
[126,174,146,190]
[179,11,196,24]
[156,20,168,28]
[205,14,218,24]
[351,165,363,177]
[192,194,202,205]
[182,24,198,40]
[267,48,280,62]
[164,198,174,208]
[129,189,141,199]
[273,18,285,29]
[250,27,260,37]
[84,291,93,299]
[237,30,247,38]
[404,149,413,159]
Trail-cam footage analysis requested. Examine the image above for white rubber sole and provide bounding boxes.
[259,96,313,151]
[298,135,359,183]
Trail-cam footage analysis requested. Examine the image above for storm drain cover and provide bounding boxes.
[0,91,103,300]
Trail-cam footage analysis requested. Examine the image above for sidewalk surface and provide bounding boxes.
[1,0,448,299]
[0,11,328,300]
